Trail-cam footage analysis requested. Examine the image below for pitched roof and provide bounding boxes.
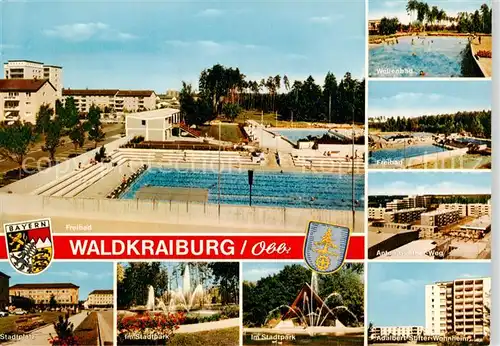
[116,90,156,97]
[89,289,114,295]
[62,89,119,96]
[10,283,79,289]
[0,79,55,92]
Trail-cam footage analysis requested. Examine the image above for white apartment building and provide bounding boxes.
[384,208,426,224]
[0,79,57,124]
[62,89,157,114]
[85,289,113,308]
[371,326,425,339]
[387,196,432,211]
[438,203,491,218]
[438,204,468,217]
[421,209,460,227]
[4,60,63,98]
[368,207,386,220]
[425,277,491,340]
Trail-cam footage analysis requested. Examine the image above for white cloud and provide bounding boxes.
[244,267,282,281]
[383,1,400,8]
[369,180,491,196]
[197,8,224,17]
[378,278,424,295]
[165,39,263,54]
[309,15,343,23]
[44,22,137,42]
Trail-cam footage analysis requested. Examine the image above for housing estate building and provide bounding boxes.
[425,277,491,340]
[10,283,79,308]
[0,79,57,123]
[86,289,113,308]
[3,60,63,97]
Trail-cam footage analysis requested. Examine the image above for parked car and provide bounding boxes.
[13,309,27,315]
[0,311,8,317]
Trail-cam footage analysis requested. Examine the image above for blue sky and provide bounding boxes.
[368,262,491,326]
[242,262,306,282]
[369,171,491,196]
[1,0,365,92]
[369,81,491,119]
[0,262,114,300]
[369,0,491,24]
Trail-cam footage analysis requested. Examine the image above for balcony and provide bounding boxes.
[4,101,20,109]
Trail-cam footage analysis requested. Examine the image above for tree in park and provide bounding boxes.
[59,97,79,132]
[69,123,86,152]
[85,105,105,148]
[209,262,239,305]
[49,294,58,309]
[42,117,64,164]
[35,104,53,135]
[0,122,38,179]
[222,103,242,122]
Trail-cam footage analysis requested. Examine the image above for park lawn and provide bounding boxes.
[0,311,66,335]
[169,327,239,346]
[199,124,245,143]
[74,312,99,346]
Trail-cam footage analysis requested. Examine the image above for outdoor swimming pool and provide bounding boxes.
[369,145,448,164]
[272,129,330,144]
[369,36,469,77]
[120,168,364,210]
[455,137,491,148]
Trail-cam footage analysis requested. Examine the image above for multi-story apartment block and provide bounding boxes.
[370,326,425,339]
[86,289,113,308]
[438,204,468,217]
[421,209,460,227]
[387,196,432,211]
[10,283,79,308]
[0,79,57,124]
[368,207,386,220]
[467,204,491,218]
[63,89,157,114]
[425,277,491,340]
[384,208,426,224]
[4,60,63,98]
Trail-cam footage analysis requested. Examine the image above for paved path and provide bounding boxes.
[176,318,239,333]
[98,311,114,345]
[9,313,87,346]
[470,36,492,77]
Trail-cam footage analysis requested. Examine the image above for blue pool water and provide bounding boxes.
[120,168,364,210]
[369,36,469,77]
[369,145,448,164]
[273,129,330,143]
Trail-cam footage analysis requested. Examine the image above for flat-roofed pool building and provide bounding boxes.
[126,108,182,141]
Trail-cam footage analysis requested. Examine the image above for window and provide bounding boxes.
[141,120,146,126]
[26,92,31,97]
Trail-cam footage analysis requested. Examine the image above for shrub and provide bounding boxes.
[477,50,492,58]
[220,305,239,319]
[49,313,77,346]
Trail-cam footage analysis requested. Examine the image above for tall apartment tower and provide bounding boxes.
[3,60,63,98]
[425,277,491,340]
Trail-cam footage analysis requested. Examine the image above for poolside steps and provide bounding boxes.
[33,164,104,196]
[51,164,110,197]
[66,165,117,197]
[293,155,364,169]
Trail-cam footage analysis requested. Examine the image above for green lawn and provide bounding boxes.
[0,311,66,335]
[199,124,245,143]
[169,327,239,346]
[74,312,99,346]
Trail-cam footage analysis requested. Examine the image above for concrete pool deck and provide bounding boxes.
[470,36,492,77]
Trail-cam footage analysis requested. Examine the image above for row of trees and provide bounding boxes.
[243,263,364,327]
[370,111,491,138]
[180,64,365,126]
[406,1,492,33]
[117,262,239,309]
[0,98,105,178]
[368,194,490,208]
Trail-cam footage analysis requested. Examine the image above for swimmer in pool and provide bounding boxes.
[419,71,426,76]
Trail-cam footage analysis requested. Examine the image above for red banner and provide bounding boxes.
[0,235,364,260]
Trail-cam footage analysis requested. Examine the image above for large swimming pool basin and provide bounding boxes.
[369,145,448,164]
[120,168,364,210]
[272,129,330,144]
[369,36,470,77]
